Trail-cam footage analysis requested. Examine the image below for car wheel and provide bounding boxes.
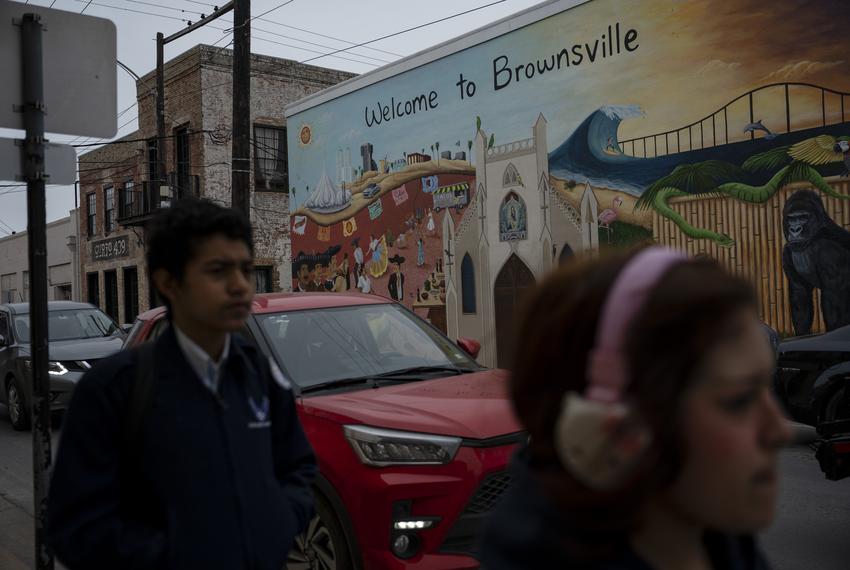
[287,493,354,570]
[6,377,30,431]
[823,387,847,423]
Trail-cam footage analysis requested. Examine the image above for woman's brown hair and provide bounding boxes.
[509,247,757,558]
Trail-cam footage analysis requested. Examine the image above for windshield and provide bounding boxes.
[257,303,480,389]
[14,308,121,342]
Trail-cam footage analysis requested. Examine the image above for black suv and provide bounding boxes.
[0,301,125,430]
[775,324,850,427]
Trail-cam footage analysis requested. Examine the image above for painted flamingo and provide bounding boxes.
[598,196,624,242]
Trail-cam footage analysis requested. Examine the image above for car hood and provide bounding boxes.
[301,369,523,440]
[20,336,125,361]
[779,334,849,354]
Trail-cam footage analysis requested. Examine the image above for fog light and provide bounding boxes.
[392,534,410,555]
[393,519,436,530]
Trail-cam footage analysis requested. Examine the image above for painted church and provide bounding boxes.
[441,113,599,368]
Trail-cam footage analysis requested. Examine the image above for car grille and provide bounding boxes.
[464,471,514,515]
[62,359,100,372]
[438,470,514,558]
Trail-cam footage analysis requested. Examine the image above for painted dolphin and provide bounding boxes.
[743,119,777,140]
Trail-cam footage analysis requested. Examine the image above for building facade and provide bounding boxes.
[0,216,79,305]
[78,45,354,324]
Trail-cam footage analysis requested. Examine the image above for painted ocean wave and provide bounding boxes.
[546,105,845,195]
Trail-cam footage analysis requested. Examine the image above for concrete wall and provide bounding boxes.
[0,217,76,303]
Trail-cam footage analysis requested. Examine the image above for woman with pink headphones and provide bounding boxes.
[481,247,792,570]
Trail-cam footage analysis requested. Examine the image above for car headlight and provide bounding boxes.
[22,359,68,376]
[344,425,461,467]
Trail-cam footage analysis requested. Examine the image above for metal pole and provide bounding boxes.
[231,0,251,214]
[156,32,167,211]
[20,12,54,570]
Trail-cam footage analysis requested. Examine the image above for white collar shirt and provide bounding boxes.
[173,325,231,394]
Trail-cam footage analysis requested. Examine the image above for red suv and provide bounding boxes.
[123,292,523,569]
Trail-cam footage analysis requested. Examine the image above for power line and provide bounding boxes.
[80,0,93,14]
[299,0,507,65]
[228,0,296,32]
[75,0,187,22]
[126,0,203,16]
[245,28,380,68]
[75,128,210,149]
[254,19,403,58]
[250,24,392,64]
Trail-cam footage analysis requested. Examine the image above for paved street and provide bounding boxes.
[762,443,850,570]
[0,408,848,569]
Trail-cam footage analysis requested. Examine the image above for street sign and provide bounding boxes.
[0,0,117,137]
[0,139,75,184]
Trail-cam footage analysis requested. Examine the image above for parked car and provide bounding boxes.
[774,324,850,427]
[125,292,523,569]
[362,183,381,198]
[0,301,125,430]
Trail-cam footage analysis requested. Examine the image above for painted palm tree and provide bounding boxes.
[467,140,473,163]
[435,141,440,163]
[637,134,850,247]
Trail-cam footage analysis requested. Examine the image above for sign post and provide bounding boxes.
[18,13,52,569]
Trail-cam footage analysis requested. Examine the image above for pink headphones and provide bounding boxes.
[554,247,688,489]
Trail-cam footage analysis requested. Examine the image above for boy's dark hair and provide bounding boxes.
[146,199,253,311]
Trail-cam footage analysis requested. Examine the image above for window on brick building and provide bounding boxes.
[104,186,115,234]
[147,138,159,183]
[174,126,191,198]
[121,179,136,218]
[86,192,97,237]
[123,266,139,324]
[255,266,273,293]
[253,125,288,192]
[87,272,100,307]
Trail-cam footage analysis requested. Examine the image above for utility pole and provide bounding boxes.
[231,0,251,214]
[154,2,234,207]
[155,32,166,212]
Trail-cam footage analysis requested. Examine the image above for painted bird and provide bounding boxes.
[787,135,850,177]
[598,196,624,242]
[835,140,850,176]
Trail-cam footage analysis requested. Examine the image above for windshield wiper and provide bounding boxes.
[368,365,473,379]
[300,376,379,394]
[299,366,476,394]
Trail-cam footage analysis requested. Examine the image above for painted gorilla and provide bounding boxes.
[782,190,850,335]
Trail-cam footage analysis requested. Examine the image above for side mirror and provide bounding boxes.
[457,337,481,359]
[0,334,6,346]
[120,323,134,333]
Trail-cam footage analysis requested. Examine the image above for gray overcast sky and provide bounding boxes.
[0,0,542,235]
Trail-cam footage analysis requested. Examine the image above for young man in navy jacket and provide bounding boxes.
[47,199,317,569]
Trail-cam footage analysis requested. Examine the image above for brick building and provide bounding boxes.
[78,45,354,324]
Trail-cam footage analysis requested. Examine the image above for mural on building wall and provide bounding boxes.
[287,0,850,363]
[782,190,850,335]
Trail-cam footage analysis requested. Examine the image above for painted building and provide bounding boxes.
[286,0,850,366]
[78,44,354,323]
[444,114,593,367]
